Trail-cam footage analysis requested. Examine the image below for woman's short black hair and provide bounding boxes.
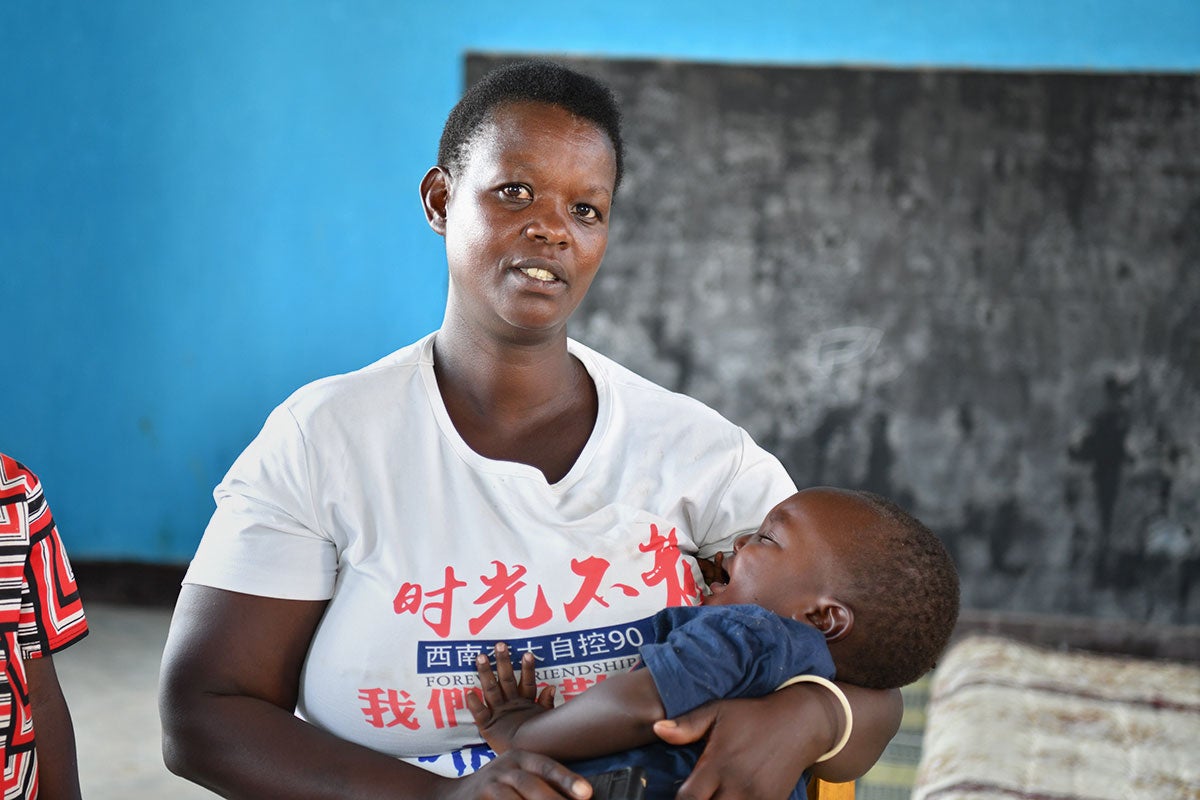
[437,59,624,192]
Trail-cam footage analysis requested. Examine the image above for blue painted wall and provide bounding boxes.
[2,1,1198,563]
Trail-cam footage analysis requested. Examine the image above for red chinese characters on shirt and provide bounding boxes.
[468,561,553,635]
[639,523,699,607]
[563,555,639,622]
[359,688,420,730]
[392,524,697,639]
[393,565,466,638]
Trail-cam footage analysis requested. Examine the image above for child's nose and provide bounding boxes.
[732,534,751,552]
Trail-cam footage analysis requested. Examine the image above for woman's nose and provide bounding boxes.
[524,208,569,248]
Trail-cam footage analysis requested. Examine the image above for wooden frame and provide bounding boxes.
[807,778,855,800]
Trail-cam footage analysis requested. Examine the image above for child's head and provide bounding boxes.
[703,487,960,689]
[438,59,625,192]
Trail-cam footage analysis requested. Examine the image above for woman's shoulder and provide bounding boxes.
[570,338,737,425]
[277,334,435,423]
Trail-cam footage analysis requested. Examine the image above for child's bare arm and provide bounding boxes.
[468,642,666,762]
[25,655,83,800]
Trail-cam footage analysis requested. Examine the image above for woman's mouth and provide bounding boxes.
[511,258,565,286]
[518,265,558,282]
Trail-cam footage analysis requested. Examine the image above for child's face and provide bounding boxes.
[702,488,873,621]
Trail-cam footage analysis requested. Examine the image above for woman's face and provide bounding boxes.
[431,100,618,341]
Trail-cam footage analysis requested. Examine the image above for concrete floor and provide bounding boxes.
[55,602,214,799]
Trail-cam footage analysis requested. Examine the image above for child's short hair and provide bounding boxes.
[833,491,960,689]
[438,59,625,191]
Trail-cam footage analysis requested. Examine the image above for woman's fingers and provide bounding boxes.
[464,750,592,800]
[508,750,592,799]
[653,703,717,745]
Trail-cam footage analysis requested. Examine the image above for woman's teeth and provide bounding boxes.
[520,266,557,282]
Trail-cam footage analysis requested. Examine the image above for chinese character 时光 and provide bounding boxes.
[468,561,553,635]
[393,565,467,638]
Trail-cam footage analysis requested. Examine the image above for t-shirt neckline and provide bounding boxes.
[417,333,610,491]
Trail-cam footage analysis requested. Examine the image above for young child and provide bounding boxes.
[0,454,88,800]
[467,486,960,800]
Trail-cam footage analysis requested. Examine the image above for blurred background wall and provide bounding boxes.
[2,1,1197,622]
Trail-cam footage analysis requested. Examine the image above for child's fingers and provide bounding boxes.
[493,642,520,699]
[519,651,539,700]
[536,684,556,709]
[475,652,506,707]
[465,687,491,727]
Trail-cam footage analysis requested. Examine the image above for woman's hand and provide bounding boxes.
[653,696,825,800]
[653,682,902,798]
[446,751,593,800]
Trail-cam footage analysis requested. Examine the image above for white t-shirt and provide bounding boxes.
[186,332,796,778]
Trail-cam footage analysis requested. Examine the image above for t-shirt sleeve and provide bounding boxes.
[694,428,797,558]
[184,403,338,600]
[17,471,88,660]
[639,606,833,719]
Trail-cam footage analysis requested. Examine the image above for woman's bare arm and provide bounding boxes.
[159,585,590,800]
[811,683,903,783]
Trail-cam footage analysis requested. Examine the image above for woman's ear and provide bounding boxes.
[420,166,450,235]
[801,597,853,643]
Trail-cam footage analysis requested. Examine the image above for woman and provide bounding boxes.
[159,60,901,799]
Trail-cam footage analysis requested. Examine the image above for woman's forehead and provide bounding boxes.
[467,102,616,168]
[458,102,619,190]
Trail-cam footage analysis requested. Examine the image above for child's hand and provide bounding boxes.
[697,551,728,587]
[467,641,555,754]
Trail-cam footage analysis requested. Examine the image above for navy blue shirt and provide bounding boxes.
[568,604,836,800]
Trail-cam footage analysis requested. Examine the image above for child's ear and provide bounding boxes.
[420,166,451,235]
[800,597,853,643]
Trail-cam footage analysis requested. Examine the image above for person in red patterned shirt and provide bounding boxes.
[0,454,88,800]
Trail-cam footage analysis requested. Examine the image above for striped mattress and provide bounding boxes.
[912,634,1200,800]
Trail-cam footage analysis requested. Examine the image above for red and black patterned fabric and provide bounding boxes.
[0,455,88,799]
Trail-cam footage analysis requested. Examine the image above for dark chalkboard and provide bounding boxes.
[467,56,1200,625]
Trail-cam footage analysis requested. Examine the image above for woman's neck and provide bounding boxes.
[432,320,577,417]
[431,319,598,484]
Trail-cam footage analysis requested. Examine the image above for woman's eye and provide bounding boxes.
[573,203,600,222]
[500,184,532,200]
